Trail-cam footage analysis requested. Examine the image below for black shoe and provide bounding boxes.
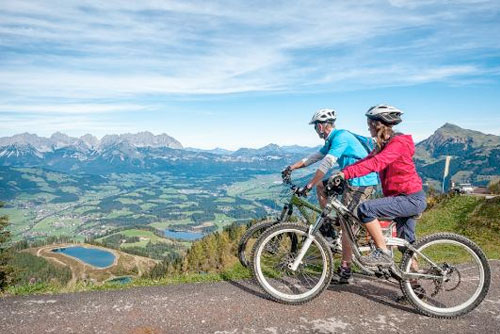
[331,266,354,284]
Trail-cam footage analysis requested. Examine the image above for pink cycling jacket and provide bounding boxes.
[342,134,423,197]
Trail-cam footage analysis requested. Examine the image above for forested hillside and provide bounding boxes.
[147,194,500,281]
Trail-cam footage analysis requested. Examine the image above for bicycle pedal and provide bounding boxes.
[373,267,392,279]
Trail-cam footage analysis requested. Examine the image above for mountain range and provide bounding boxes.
[1,124,499,185]
[0,131,183,152]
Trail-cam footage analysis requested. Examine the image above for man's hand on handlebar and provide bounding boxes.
[296,184,312,197]
[281,166,292,183]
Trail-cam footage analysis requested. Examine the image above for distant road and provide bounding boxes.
[1,261,499,334]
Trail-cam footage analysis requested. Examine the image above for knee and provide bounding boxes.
[316,182,325,192]
[316,183,325,197]
[357,202,374,224]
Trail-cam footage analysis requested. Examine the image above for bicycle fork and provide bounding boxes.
[288,211,325,271]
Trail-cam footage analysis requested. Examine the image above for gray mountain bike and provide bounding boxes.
[251,176,491,318]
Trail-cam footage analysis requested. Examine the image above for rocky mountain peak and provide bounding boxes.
[416,123,500,160]
[50,132,76,149]
[80,134,99,148]
[0,131,184,152]
[99,132,183,149]
[50,131,71,140]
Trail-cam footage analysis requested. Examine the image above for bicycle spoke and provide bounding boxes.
[255,225,331,302]
[400,234,490,317]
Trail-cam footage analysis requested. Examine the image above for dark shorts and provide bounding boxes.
[357,190,427,244]
[341,185,376,219]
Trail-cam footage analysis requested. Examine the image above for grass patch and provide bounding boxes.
[107,209,134,219]
[60,186,79,194]
[215,197,236,203]
[417,195,500,259]
[96,229,172,247]
[116,198,143,205]
[4,282,63,296]
[140,203,157,210]
[1,263,252,297]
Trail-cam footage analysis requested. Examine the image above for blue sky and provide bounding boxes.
[0,0,499,149]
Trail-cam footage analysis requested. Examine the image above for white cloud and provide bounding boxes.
[0,0,499,147]
[0,115,133,139]
[0,103,147,114]
[1,0,499,100]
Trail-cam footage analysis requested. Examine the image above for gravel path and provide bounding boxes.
[1,261,498,334]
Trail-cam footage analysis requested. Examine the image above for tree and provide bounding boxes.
[488,179,500,195]
[0,202,14,290]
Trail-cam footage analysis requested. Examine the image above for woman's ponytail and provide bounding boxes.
[369,120,395,152]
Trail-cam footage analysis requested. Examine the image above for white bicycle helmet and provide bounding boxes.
[365,104,403,125]
[309,108,337,124]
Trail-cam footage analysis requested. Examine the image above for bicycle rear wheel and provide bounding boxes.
[252,222,334,304]
[238,220,276,268]
[400,233,491,318]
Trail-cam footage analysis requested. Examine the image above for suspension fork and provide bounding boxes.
[288,204,329,271]
[279,203,294,222]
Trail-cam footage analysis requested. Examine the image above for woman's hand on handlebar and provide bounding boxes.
[326,172,346,195]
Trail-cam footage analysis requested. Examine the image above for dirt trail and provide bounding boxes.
[1,261,499,334]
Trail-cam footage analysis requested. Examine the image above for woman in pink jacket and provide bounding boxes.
[337,105,427,267]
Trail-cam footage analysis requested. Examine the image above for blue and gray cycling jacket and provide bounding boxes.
[302,129,379,187]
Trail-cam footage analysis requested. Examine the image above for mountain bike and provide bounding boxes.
[238,175,393,269]
[251,176,491,318]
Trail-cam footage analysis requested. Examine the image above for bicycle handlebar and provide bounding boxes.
[281,172,345,197]
[281,173,306,196]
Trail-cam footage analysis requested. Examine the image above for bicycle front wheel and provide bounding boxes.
[400,233,491,318]
[252,222,334,304]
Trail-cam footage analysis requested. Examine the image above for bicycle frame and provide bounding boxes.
[288,194,445,282]
[278,192,322,225]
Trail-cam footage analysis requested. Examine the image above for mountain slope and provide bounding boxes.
[415,123,500,186]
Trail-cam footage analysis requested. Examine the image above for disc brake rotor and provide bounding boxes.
[428,263,461,297]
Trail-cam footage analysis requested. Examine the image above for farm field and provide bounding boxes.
[0,167,287,258]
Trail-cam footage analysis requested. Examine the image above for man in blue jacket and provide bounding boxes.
[283,108,379,284]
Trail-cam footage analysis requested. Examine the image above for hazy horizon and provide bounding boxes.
[1,121,494,151]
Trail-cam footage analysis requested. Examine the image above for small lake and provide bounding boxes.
[107,276,132,284]
[52,246,115,268]
[164,229,204,241]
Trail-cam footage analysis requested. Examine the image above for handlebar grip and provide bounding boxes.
[331,175,343,186]
[325,175,345,196]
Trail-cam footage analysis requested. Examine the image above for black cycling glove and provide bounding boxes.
[281,166,292,182]
[296,185,312,197]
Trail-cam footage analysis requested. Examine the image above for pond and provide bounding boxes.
[52,246,115,268]
[164,229,204,241]
[107,276,133,284]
